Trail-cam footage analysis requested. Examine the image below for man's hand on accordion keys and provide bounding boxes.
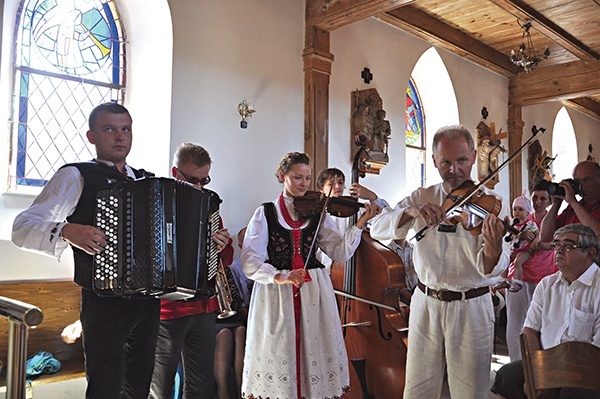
[61,223,107,255]
[212,228,230,252]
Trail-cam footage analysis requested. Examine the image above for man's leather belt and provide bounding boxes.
[417,281,490,302]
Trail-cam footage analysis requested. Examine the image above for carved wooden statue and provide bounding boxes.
[350,89,391,167]
[528,139,555,189]
[476,121,507,189]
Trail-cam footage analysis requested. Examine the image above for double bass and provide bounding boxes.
[330,134,411,399]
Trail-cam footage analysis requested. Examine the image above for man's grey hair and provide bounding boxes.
[554,223,599,257]
[432,125,475,154]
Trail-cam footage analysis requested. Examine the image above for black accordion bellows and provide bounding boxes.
[93,177,221,300]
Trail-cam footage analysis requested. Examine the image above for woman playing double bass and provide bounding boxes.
[241,152,380,399]
[370,125,510,399]
[314,167,389,270]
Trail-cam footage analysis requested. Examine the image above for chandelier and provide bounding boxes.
[510,19,550,73]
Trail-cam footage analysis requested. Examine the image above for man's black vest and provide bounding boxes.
[62,161,153,290]
[262,202,325,270]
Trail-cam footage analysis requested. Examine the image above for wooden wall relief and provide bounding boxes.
[476,120,507,189]
[350,88,390,174]
[528,139,555,190]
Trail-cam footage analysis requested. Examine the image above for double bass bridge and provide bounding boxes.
[341,321,372,328]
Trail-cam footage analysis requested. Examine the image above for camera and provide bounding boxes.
[547,178,581,197]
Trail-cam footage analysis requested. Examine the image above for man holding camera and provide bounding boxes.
[540,161,600,241]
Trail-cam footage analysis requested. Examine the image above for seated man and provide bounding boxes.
[491,223,600,399]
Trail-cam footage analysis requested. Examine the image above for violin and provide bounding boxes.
[442,180,521,237]
[293,191,364,220]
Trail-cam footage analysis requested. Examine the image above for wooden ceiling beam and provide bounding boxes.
[562,98,600,121]
[306,0,416,31]
[510,60,600,120]
[377,6,516,77]
[487,0,599,61]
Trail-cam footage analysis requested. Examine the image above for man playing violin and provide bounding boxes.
[370,125,510,399]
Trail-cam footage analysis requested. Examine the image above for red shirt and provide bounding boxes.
[160,219,235,320]
[556,198,600,228]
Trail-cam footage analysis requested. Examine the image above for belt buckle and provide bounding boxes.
[431,288,445,301]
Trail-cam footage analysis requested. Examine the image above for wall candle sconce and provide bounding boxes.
[237,100,256,129]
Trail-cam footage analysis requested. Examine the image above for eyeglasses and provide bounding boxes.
[178,169,211,186]
[549,241,581,252]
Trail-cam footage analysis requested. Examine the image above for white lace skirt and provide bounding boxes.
[241,268,349,399]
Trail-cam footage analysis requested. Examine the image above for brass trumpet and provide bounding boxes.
[215,260,236,319]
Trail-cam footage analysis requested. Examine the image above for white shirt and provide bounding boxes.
[12,160,137,257]
[370,183,510,290]
[524,263,600,349]
[315,196,390,269]
[241,194,363,284]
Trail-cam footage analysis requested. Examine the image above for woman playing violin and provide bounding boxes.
[370,125,510,399]
[241,152,380,399]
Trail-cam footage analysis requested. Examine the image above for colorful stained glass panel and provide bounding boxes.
[406,78,424,147]
[10,0,125,189]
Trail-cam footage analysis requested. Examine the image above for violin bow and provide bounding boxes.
[292,185,334,298]
[411,126,546,242]
[302,183,335,271]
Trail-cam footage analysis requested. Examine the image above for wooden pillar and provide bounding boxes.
[507,103,524,203]
[303,26,334,189]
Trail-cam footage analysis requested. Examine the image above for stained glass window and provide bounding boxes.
[405,78,426,188]
[9,0,125,189]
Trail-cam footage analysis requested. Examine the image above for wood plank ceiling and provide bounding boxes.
[303,0,600,198]
[307,0,600,118]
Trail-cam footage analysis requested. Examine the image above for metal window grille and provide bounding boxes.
[8,0,126,189]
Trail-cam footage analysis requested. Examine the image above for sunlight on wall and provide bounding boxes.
[551,107,578,214]
[409,48,459,194]
[551,107,578,182]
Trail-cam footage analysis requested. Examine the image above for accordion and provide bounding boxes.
[93,177,221,300]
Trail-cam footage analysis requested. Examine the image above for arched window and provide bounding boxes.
[551,107,578,181]
[404,48,459,193]
[405,77,426,188]
[550,107,578,213]
[9,0,125,189]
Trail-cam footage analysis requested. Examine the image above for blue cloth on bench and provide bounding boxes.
[26,351,61,378]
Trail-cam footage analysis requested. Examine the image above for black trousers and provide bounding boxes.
[491,360,600,399]
[148,312,217,399]
[80,289,160,399]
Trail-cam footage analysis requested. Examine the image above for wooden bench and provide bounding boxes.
[0,280,85,386]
